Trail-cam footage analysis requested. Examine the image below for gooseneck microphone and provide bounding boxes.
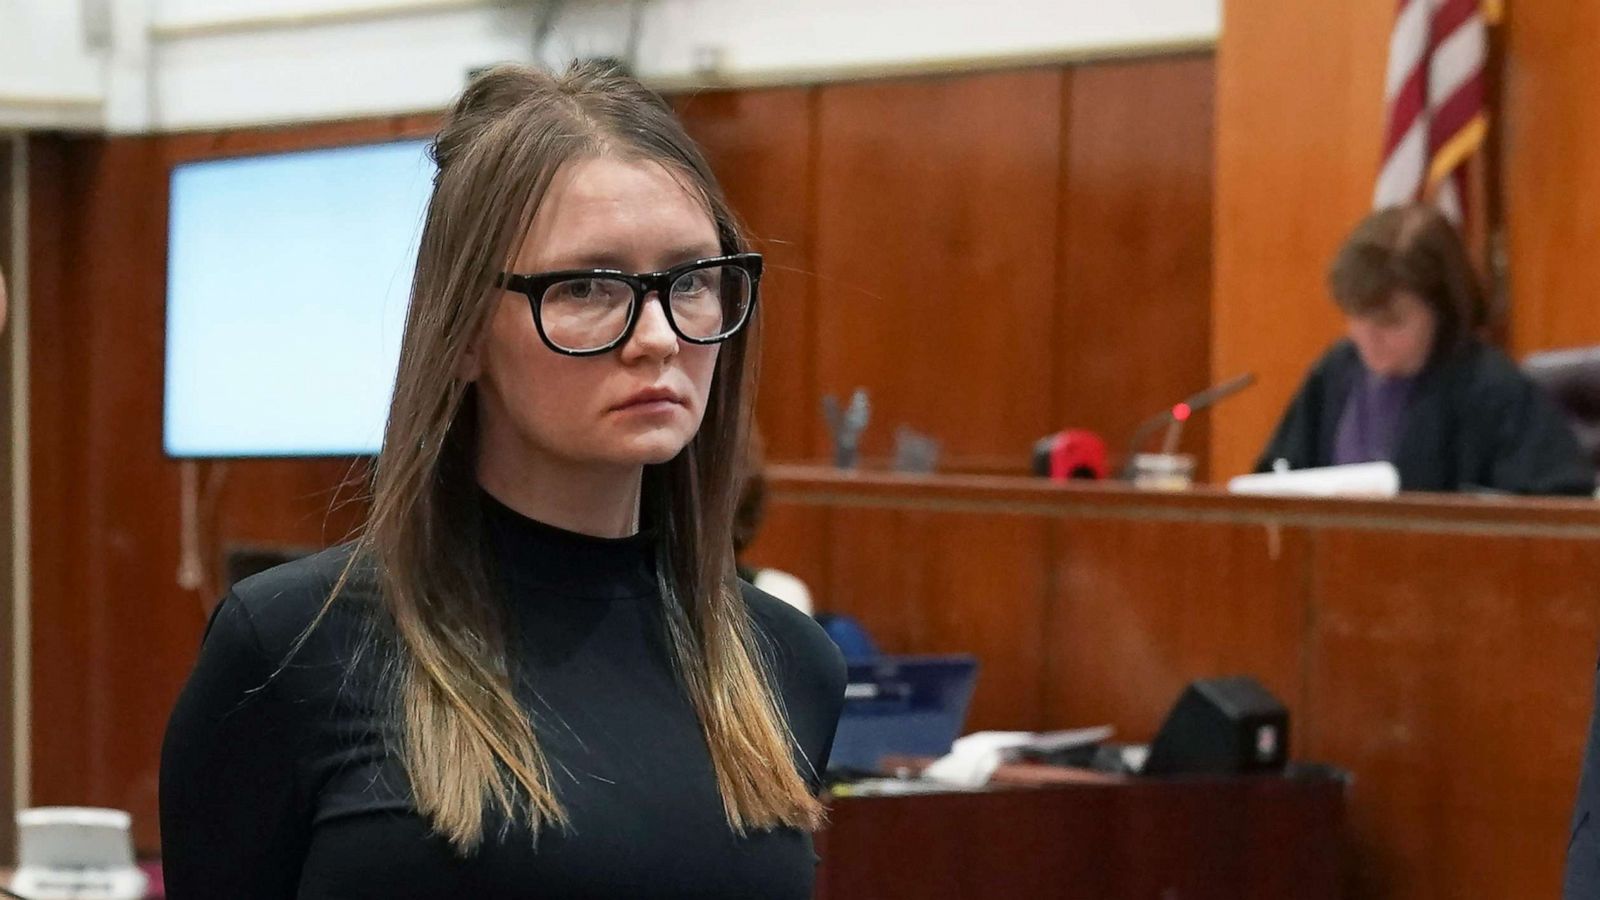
[1118,373,1257,479]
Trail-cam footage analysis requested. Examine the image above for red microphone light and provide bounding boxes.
[1172,403,1192,422]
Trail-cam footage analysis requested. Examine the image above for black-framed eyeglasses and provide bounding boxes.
[496,253,762,356]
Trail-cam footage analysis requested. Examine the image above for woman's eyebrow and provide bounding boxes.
[536,245,723,272]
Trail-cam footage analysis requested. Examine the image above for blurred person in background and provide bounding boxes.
[1257,203,1593,494]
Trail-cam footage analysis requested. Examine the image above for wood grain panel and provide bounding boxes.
[1058,56,1215,476]
[82,137,195,849]
[899,512,1050,731]
[812,70,1061,461]
[673,88,818,461]
[26,136,184,853]
[1211,0,1393,479]
[1306,529,1600,899]
[1502,2,1600,356]
[0,135,14,864]
[824,506,914,654]
[740,502,830,606]
[1046,518,1311,739]
[27,136,97,820]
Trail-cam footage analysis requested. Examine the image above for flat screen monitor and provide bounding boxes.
[163,138,434,458]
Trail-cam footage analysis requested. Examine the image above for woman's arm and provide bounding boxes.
[160,594,309,899]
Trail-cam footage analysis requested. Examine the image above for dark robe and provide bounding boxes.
[1255,338,1596,495]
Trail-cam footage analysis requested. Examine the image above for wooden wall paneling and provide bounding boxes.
[393,113,445,141]
[673,88,819,462]
[0,135,13,862]
[26,136,96,823]
[79,137,188,853]
[1057,56,1215,477]
[1502,2,1600,357]
[210,459,368,548]
[812,70,1062,461]
[210,118,409,156]
[898,510,1050,731]
[822,506,914,654]
[1306,529,1600,899]
[26,136,182,852]
[1045,518,1312,741]
[1211,0,1393,479]
[740,501,830,605]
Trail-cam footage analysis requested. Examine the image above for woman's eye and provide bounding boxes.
[675,271,717,295]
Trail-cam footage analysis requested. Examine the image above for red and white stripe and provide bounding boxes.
[1374,0,1490,223]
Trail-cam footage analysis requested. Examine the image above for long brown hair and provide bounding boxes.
[1327,203,1487,357]
[321,61,822,851]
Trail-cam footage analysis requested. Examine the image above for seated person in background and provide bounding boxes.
[1256,203,1595,495]
[734,429,815,614]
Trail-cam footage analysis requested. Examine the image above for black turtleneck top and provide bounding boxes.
[158,496,845,899]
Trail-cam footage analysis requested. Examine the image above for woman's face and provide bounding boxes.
[1345,290,1436,378]
[467,155,723,474]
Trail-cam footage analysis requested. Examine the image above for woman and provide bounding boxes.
[160,62,845,899]
[1256,203,1594,495]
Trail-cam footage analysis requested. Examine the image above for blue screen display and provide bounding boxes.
[163,138,434,457]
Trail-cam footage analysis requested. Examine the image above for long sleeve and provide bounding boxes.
[160,594,309,899]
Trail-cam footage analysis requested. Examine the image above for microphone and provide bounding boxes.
[1119,373,1257,479]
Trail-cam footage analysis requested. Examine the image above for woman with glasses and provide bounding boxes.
[159,62,845,899]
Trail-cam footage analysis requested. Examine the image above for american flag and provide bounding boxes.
[1373,0,1501,223]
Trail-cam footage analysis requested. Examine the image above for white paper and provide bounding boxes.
[921,726,1115,788]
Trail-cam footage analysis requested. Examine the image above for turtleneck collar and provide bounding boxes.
[480,489,658,601]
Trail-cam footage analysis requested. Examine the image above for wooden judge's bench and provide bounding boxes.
[747,466,1600,900]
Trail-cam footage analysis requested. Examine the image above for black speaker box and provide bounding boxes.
[1142,675,1289,776]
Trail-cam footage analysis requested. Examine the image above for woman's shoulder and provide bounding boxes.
[741,581,845,699]
[1445,339,1539,404]
[1452,338,1523,380]
[1312,340,1362,377]
[226,542,380,660]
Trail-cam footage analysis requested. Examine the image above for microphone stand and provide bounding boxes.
[1117,373,1257,479]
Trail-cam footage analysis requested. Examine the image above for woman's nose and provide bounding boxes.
[622,293,679,361]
